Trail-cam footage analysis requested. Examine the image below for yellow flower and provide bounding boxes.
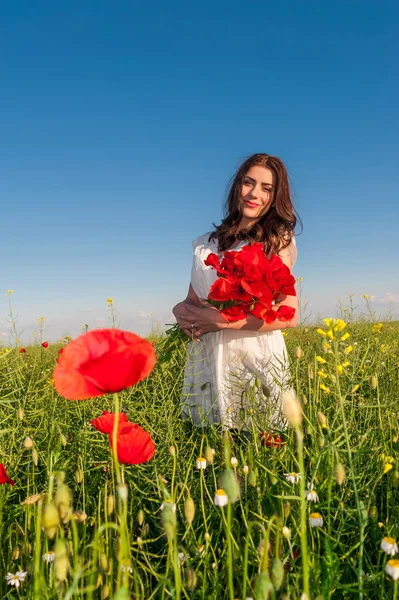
[363,294,370,300]
[6,290,14,296]
[344,345,353,354]
[336,365,343,375]
[316,356,327,364]
[384,463,393,474]
[316,328,327,337]
[326,329,334,340]
[106,297,113,305]
[341,332,350,341]
[319,383,330,393]
[317,370,328,379]
[296,277,304,282]
[282,331,288,336]
[351,384,360,393]
[342,361,351,368]
[372,323,383,334]
[321,340,331,353]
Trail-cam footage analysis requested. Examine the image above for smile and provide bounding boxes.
[244,201,259,208]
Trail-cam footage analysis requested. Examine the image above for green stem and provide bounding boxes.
[296,425,310,598]
[226,502,235,600]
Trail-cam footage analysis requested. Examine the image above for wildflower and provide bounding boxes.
[316,356,327,364]
[43,551,55,562]
[260,432,284,447]
[336,365,343,375]
[344,345,353,354]
[214,489,228,507]
[42,341,49,348]
[363,294,370,300]
[372,323,383,334]
[284,472,301,484]
[351,384,360,393]
[281,390,302,427]
[6,290,14,295]
[196,457,207,470]
[160,499,176,512]
[106,298,113,305]
[243,465,249,475]
[316,328,327,337]
[386,559,399,580]
[230,457,238,468]
[0,464,14,486]
[197,544,205,555]
[342,361,351,368]
[317,369,328,379]
[381,537,399,556]
[53,329,156,400]
[341,332,350,341]
[384,463,393,474]
[306,483,319,502]
[5,571,27,588]
[309,512,323,527]
[319,383,330,393]
[282,526,291,539]
[296,277,303,282]
[19,347,26,353]
[178,551,185,564]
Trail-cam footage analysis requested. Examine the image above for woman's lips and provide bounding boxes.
[244,201,259,208]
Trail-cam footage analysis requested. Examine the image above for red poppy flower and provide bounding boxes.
[90,410,129,434]
[58,348,64,354]
[19,347,26,354]
[42,341,49,348]
[53,329,156,400]
[208,278,233,302]
[109,422,155,464]
[260,432,284,448]
[275,305,296,322]
[221,305,248,322]
[0,463,14,486]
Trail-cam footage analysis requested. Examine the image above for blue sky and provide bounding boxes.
[0,0,398,344]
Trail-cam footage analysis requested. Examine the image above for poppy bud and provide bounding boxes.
[75,469,84,484]
[248,468,258,487]
[18,408,24,421]
[205,446,215,463]
[42,503,60,538]
[283,501,291,518]
[100,553,109,572]
[271,557,284,590]
[32,448,39,466]
[371,375,378,389]
[239,407,246,421]
[168,445,176,457]
[55,538,69,581]
[186,568,198,591]
[162,504,177,540]
[295,346,304,359]
[55,484,72,521]
[60,433,67,446]
[221,469,240,503]
[136,509,144,526]
[254,572,274,599]
[24,436,34,449]
[335,463,345,485]
[107,495,115,515]
[101,584,110,599]
[42,341,49,348]
[12,547,20,560]
[255,377,261,389]
[282,390,302,427]
[184,496,195,525]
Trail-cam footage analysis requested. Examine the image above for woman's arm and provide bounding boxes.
[172,284,202,339]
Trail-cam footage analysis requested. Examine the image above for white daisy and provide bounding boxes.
[195,457,207,470]
[214,489,228,507]
[386,559,399,580]
[309,512,323,528]
[306,482,319,502]
[230,457,238,468]
[43,551,55,562]
[381,537,399,556]
[284,472,301,484]
[242,465,249,475]
[178,551,185,564]
[5,571,27,588]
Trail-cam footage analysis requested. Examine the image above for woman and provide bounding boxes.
[172,153,301,432]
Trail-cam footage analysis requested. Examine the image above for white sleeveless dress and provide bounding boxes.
[180,232,298,430]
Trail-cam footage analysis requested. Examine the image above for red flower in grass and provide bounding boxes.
[90,410,129,434]
[260,432,285,448]
[52,329,156,400]
[42,341,49,348]
[0,464,14,486]
[109,422,155,465]
[19,347,26,354]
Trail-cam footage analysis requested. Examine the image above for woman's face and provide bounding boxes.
[239,165,276,229]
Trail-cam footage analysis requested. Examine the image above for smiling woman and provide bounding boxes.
[172,153,302,433]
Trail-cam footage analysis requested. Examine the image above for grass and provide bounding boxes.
[0,293,399,599]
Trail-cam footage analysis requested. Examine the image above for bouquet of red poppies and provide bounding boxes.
[204,242,296,323]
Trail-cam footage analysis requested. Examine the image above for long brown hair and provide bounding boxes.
[208,153,302,256]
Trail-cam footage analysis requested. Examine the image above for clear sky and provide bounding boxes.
[1,0,398,344]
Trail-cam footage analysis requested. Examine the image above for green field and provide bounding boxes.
[1,296,399,599]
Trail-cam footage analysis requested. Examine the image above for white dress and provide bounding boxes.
[180,232,298,430]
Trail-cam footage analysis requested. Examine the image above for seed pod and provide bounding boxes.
[12,547,20,560]
[317,412,327,428]
[371,375,378,389]
[392,470,399,488]
[169,445,176,457]
[32,448,39,466]
[254,572,274,599]
[136,508,144,526]
[255,377,261,389]
[248,468,258,487]
[283,501,291,518]
[60,433,67,446]
[205,446,214,463]
[369,506,378,520]
[101,584,110,600]
[204,532,210,542]
[55,539,69,581]
[295,346,304,359]
[18,407,24,421]
[100,553,109,572]
[55,484,72,521]
[24,436,34,449]
[42,503,60,538]
[184,496,195,525]
[107,495,115,515]
[239,407,246,421]
[271,557,284,590]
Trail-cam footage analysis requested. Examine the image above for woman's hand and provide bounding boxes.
[176,299,228,340]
